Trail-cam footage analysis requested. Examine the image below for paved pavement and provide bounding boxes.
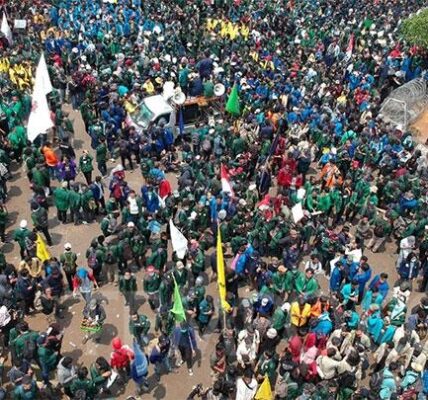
[1,108,423,399]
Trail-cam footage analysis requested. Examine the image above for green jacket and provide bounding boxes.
[272,308,288,331]
[60,251,78,274]
[272,271,288,294]
[119,276,137,293]
[13,227,31,249]
[144,274,161,293]
[10,330,39,361]
[96,143,107,163]
[79,154,94,173]
[129,315,151,338]
[68,190,82,210]
[13,380,38,400]
[294,272,319,296]
[31,206,48,228]
[37,345,58,369]
[70,378,97,399]
[54,187,70,211]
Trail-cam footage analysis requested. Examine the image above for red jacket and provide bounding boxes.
[159,179,172,199]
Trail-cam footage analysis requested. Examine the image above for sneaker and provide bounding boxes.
[188,369,193,376]
[176,360,184,367]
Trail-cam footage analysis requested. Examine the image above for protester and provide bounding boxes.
[1,0,428,398]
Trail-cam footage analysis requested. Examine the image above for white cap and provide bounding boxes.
[127,222,135,228]
[20,220,27,229]
[64,242,72,250]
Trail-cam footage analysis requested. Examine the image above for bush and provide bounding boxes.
[401,9,428,48]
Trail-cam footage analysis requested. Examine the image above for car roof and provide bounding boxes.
[144,95,174,117]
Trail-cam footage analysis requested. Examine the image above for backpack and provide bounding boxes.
[337,370,356,389]
[62,252,77,274]
[369,371,383,393]
[87,249,98,269]
[105,249,115,264]
[20,334,37,361]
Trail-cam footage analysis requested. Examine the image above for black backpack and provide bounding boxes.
[337,370,356,389]
[21,334,37,361]
[369,371,383,393]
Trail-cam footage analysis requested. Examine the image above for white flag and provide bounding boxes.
[35,53,53,95]
[1,13,12,45]
[169,219,188,259]
[27,84,54,142]
[27,54,54,142]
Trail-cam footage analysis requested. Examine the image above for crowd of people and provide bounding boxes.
[0,0,428,398]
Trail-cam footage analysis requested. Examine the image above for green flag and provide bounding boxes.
[171,277,186,322]
[225,84,240,116]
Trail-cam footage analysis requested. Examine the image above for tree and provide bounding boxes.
[401,9,428,48]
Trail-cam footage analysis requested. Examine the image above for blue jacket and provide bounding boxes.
[311,312,333,336]
[354,267,372,294]
[172,326,197,351]
[330,267,343,292]
[369,275,389,300]
[367,311,384,344]
[398,260,420,280]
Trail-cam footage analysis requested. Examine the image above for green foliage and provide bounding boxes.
[401,9,428,48]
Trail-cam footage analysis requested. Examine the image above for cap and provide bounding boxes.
[20,220,27,228]
[64,242,72,250]
[127,221,135,228]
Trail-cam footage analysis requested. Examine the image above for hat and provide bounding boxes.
[267,328,277,339]
[62,181,68,188]
[20,220,27,228]
[218,209,227,220]
[249,183,257,191]
[146,265,155,273]
[64,242,72,250]
[238,199,247,207]
[127,221,135,228]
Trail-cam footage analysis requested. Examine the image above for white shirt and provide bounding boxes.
[128,197,139,215]
[236,378,257,400]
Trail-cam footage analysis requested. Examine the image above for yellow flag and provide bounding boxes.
[36,233,51,263]
[216,227,231,312]
[254,375,273,400]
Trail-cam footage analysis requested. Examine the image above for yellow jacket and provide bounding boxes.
[290,302,311,327]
